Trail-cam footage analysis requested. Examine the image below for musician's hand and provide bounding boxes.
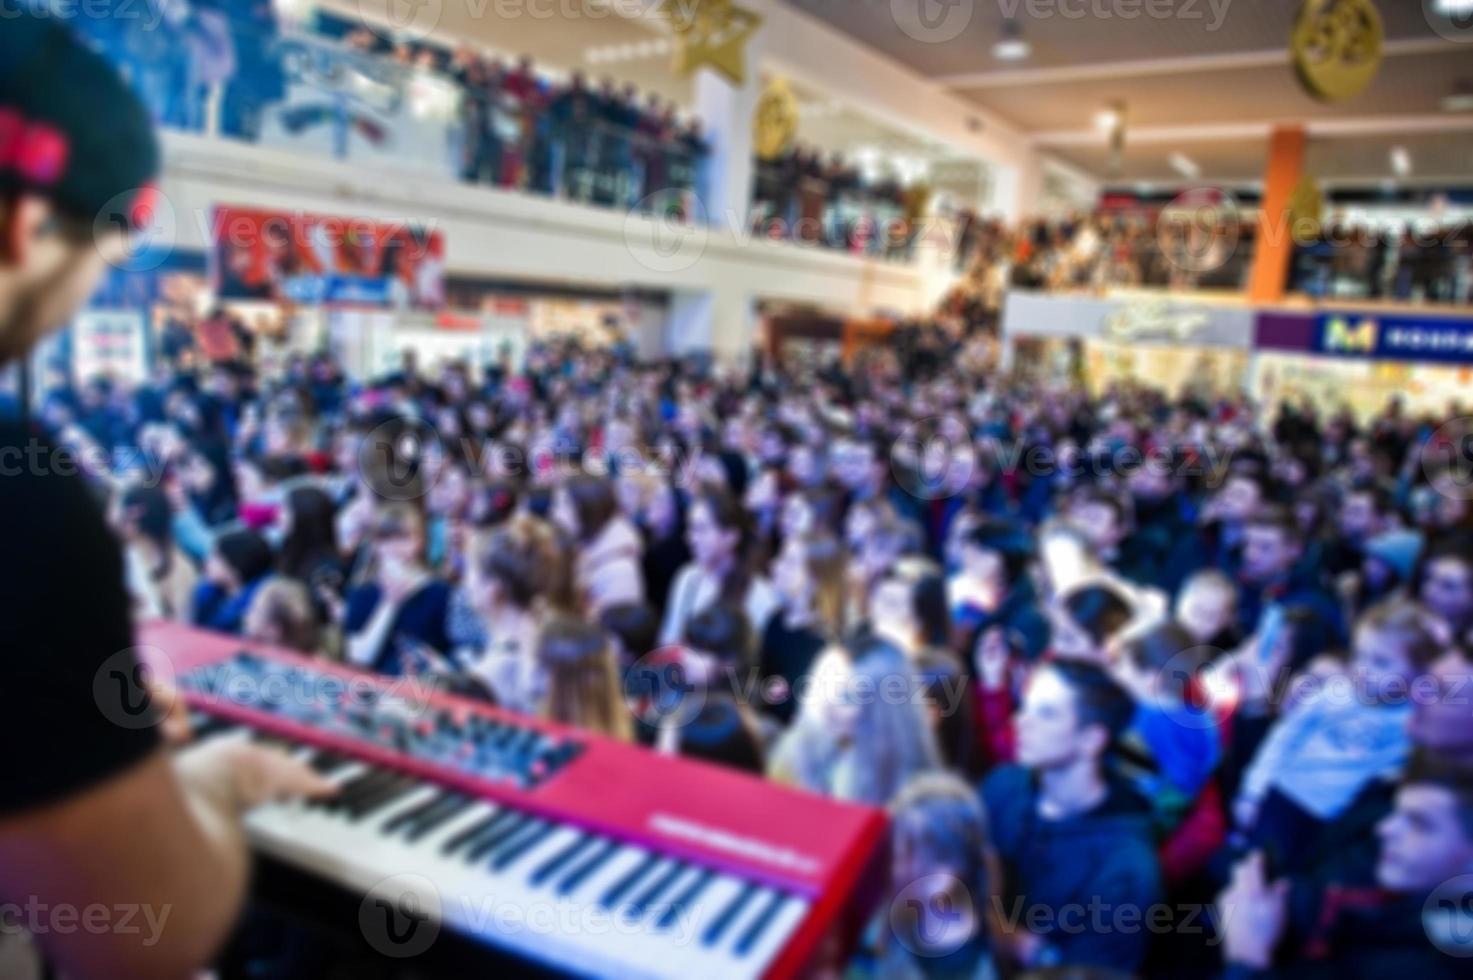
[149,679,193,747]
[176,739,338,813]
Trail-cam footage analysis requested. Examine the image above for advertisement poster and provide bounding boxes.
[72,310,148,386]
[212,206,446,311]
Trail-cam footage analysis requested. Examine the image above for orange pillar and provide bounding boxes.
[1249,126,1307,302]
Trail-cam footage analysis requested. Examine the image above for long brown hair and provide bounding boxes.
[793,532,847,638]
[474,513,573,612]
[537,615,633,741]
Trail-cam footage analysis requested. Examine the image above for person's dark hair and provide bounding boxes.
[1120,620,1202,700]
[1403,749,1473,843]
[215,529,275,588]
[279,485,339,580]
[915,650,977,776]
[964,519,1032,583]
[678,697,764,774]
[1247,503,1301,544]
[599,602,659,661]
[476,514,570,611]
[1045,659,1136,749]
[121,484,175,580]
[1062,582,1134,648]
[1358,599,1442,672]
[684,603,752,672]
[694,487,753,606]
[561,474,618,542]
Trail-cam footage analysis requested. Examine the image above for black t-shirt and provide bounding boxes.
[0,419,160,813]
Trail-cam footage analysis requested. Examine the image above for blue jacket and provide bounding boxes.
[981,765,1163,972]
[344,580,453,676]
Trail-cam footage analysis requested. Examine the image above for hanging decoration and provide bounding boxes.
[668,0,762,86]
[1291,0,1383,102]
[753,77,799,160]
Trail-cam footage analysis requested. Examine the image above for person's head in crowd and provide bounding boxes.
[1068,489,1129,559]
[844,497,893,553]
[1339,481,1394,544]
[178,440,238,525]
[465,513,568,619]
[1048,580,1135,664]
[1351,600,1440,703]
[1374,751,1473,894]
[243,578,321,653]
[1416,540,1473,637]
[1358,528,1424,603]
[786,442,825,490]
[779,485,840,543]
[536,615,632,741]
[686,487,751,592]
[957,519,1031,591]
[0,16,158,365]
[1409,651,1473,763]
[681,603,752,695]
[1014,660,1135,774]
[1239,504,1304,586]
[278,484,340,581]
[1210,471,1267,527]
[551,474,620,545]
[1419,466,1473,532]
[869,557,950,656]
[1174,569,1240,648]
[674,697,765,774]
[208,528,273,592]
[368,502,430,579]
[772,532,847,637]
[914,649,976,775]
[598,602,659,669]
[466,479,519,530]
[883,774,993,966]
[832,434,886,498]
[841,636,941,805]
[1115,619,1208,707]
[112,483,174,558]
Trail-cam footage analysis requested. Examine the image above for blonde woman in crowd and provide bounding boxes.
[536,615,633,741]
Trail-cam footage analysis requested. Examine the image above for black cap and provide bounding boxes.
[0,14,160,229]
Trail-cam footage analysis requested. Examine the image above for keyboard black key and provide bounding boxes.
[600,852,661,909]
[465,813,530,863]
[489,821,557,871]
[440,811,506,857]
[655,869,714,930]
[403,795,473,842]
[530,834,595,887]
[733,892,787,957]
[326,769,395,811]
[702,882,758,947]
[556,841,620,896]
[625,861,687,919]
[307,750,348,773]
[346,776,419,820]
[381,791,450,834]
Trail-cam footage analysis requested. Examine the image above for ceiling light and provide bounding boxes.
[1094,109,1120,131]
[1433,0,1473,15]
[1391,146,1412,177]
[993,20,1030,61]
[1168,153,1200,179]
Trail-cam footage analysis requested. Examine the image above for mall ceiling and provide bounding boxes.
[784,0,1473,185]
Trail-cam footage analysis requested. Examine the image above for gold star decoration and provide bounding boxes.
[668,0,762,86]
[1291,0,1383,103]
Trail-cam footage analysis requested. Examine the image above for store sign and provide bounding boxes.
[72,310,148,385]
[1256,310,1473,365]
[1001,291,1255,349]
[211,206,446,311]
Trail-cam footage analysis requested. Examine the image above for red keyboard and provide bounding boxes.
[139,622,889,979]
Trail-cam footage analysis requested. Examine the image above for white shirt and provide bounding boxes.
[657,563,779,647]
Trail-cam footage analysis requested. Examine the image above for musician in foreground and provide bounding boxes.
[0,16,333,979]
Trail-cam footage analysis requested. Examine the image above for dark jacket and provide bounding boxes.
[981,765,1163,972]
[344,580,453,676]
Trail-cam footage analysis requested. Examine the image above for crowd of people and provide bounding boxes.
[25,321,1473,978]
[953,211,1473,317]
